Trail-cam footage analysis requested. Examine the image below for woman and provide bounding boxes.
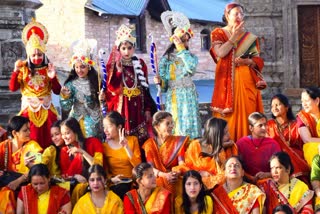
[73,164,123,213]
[60,39,102,139]
[236,112,281,183]
[267,94,310,183]
[259,152,314,213]
[59,117,103,204]
[175,170,213,214]
[16,164,71,214]
[142,111,189,194]
[185,117,237,189]
[272,205,293,214]
[123,162,172,213]
[297,87,320,166]
[9,19,61,149]
[103,111,141,199]
[211,156,265,213]
[0,116,43,213]
[210,2,265,141]
[101,24,155,147]
[155,10,201,139]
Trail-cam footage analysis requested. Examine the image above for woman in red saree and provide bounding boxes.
[267,94,310,184]
[211,156,265,213]
[124,162,172,214]
[185,117,237,189]
[210,2,264,141]
[259,152,314,214]
[16,164,71,214]
[142,111,189,195]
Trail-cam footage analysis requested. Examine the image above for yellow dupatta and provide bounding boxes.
[145,187,171,213]
[228,183,265,214]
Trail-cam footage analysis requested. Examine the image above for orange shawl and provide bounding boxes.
[297,110,319,137]
[210,28,264,114]
[21,184,69,214]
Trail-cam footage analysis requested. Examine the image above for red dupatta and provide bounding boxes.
[21,184,68,214]
[210,28,264,114]
[211,185,239,214]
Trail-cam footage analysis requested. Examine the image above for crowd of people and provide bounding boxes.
[1,1,320,214]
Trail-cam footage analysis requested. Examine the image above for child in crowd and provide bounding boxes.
[60,39,102,140]
[9,19,61,149]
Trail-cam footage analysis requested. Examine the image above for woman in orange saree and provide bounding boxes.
[0,116,43,213]
[267,94,310,185]
[185,117,237,189]
[210,2,264,141]
[124,162,172,214]
[142,111,189,195]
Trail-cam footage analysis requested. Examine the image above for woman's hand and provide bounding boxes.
[230,21,245,39]
[119,128,128,147]
[14,60,26,72]
[74,174,87,183]
[67,146,82,156]
[60,86,71,97]
[111,174,123,185]
[24,153,36,168]
[153,75,161,84]
[47,63,56,79]
[164,171,178,184]
[222,140,235,148]
[171,35,182,46]
[116,60,122,73]
[7,177,23,190]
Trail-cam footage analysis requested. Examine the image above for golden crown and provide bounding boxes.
[115,24,136,47]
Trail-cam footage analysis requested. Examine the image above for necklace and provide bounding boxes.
[121,58,133,66]
[225,180,244,193]
[277,179,292,203]
[275,119,291,145]
[250,136,264,149]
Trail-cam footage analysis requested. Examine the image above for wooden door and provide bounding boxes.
[298,5,320,87]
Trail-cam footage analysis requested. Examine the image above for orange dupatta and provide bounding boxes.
[21,184,69,214]
[297,110,319,137]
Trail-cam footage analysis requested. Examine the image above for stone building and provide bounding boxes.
[1,0,320,125]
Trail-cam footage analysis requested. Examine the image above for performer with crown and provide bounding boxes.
[100,24,156,153]
[60,39,103,139]
[9,19,61,149]
[154,11,201,139]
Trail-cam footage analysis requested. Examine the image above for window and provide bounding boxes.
[200,29,210,51]
[129,15,147,53]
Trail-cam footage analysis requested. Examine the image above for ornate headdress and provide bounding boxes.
[70,39,97,67]
[115,24,136,47]
[160,11,194,42]
[22,18,49,56]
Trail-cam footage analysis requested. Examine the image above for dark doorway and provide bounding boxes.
[298,5,320,87]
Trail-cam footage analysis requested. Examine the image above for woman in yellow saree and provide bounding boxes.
[210,2,265,141]
[72,164,123,214]
[124,162,172,214]
[297,87,320,166]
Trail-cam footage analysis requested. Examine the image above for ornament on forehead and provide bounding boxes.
[22,18,48,56]
[115,24,136,48]
[160,11,194,43]
[70,39,97,67]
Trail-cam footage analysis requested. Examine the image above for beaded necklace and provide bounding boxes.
[275,119,291,146]
[250,136,264,149]
[277,179,292,203]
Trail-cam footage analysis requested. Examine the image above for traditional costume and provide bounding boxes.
[73,190,123,214]
[60,39,103,139]
[259,178,314,214]
[236,136,281,180]
[267,119,310,184]
[9,19,61,149]
[159,11,201,139]
[210,27,264,141]
[211,182,265,214]
[185,140,238,189]
[124,187,172,214]
[297,110,320,166]
[142,136,189,194]
[18,184,70,214]
[105,25,155,146]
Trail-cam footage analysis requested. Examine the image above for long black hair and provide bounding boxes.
[64,65,99,106]
[182,170,207,214]
[7,116,29,138]
[51,120,63,167]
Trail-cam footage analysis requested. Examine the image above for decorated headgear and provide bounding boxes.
[115,24,136,48]
[70,39,97,67]
[22,18,48,56]
[160,11,194,43]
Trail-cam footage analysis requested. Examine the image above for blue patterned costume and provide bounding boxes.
[159,49,201,139]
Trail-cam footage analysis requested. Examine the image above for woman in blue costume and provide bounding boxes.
[155,11,201,139]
